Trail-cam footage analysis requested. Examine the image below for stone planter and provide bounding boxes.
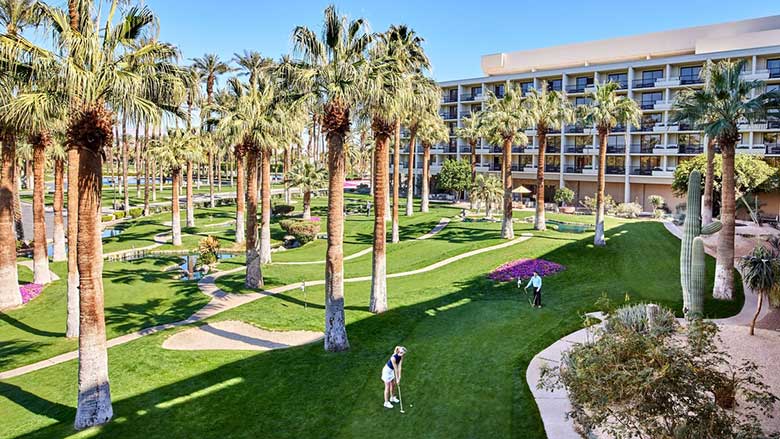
[560,206,576,214]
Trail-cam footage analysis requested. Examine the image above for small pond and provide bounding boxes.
[47,228,123,256]
[179,253,237,280]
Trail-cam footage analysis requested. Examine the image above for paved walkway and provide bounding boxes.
[0,229,532,380]
[16,260,60,282]
[102,231,171,261]
[526,221,773,438]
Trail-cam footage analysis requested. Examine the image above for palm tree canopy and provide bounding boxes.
[578,81,641,133]
[416,112,448,147]
[0,0,43,35]
[233,50,274,89]
[149,128,193,171]
[671,59,780,144]
[523,82,575,131]
[287,160,327,192]
[740,245,778,294]
[379,24,430,74]
[401,73,439,129]
[455,113,482,146]
[477,85,530,145]
[470,174,502,206]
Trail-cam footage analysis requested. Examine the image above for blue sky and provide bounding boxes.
[148,0,778,82]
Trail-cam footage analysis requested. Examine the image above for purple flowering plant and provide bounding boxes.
[20,283,43,304]
[488,259,566,282]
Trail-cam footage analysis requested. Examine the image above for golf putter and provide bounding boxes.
[395,376,405,414]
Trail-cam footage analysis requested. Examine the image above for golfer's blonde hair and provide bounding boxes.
[395,346,407,355]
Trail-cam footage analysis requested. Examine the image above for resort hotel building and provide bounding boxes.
[403,15,780,211]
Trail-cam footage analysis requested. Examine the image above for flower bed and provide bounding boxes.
[20,283,43,304]
[488,259,566,282]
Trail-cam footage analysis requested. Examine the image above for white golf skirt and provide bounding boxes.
[381,365,396,383]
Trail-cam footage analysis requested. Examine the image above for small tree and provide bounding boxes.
[437,159,471,199]
[553,187,574,206]
[648,194,665,210]
[469,174,502,218]
[672,153,777,198]
[740,245,778,335]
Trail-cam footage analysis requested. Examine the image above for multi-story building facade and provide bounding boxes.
[401,15,780,211]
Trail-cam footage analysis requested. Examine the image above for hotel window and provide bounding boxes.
[607,72,627,87]
[448,89,457,101]
[576,76,593,88]
[575,156,592,169]
[575,97,591,106]
[494,84,505,97]
[547,79,562,91]
[520,82,533,95]
[678,133,702,147]
[768,59,780,78]
[607,135,625,147]
[640,156,661,169]
[765,133,778,145]
[640,92,662,109]
[642,69,663,81]
[640,113,661,130]
[680,66,702,84]
[574,136,592,147]
[640,135,661,147]
[448,122,456,135]
[471,105,481,114]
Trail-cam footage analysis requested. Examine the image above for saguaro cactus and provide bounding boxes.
[680,170,721,318]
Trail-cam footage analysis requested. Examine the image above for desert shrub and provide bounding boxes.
[605,303,676,336]
[580,193,615,213]
[272,204,295,216]
[648,194,665,210]
[280,219,320,245]
[198,235,220,266]
[113,211,126,219]
[101,214,115,222]
[554,187,575,206]
[614,202,642,218]
[540,318,778,439]
[129,207,143,218]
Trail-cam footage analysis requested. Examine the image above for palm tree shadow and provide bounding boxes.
[0,313,64,338]
[0,382,74,422]
[0,340,46,369]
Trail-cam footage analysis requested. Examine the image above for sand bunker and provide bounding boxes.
[162,320,322,351]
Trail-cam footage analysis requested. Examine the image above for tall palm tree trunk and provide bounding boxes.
[391,121,400,242]
[217,154,222,192]
[303,190,312,220]
[714,142,736,300]
[171,169,182,246]
[702,138,715,225]
[53,158,66,261]
[370,127,390,314]
[66,147,79,338]
[245,147,262,288]
[151,160,156,202]
[186,161,195,227]
[259,149,272,264]
[32,138,51,285]
[594,130,608,247]
[470,140,477,183]
[196,163,201,189]
[535,127,547,231]
[324,126,349,352]
[143,161,150,216]
[13,171,23,241]
[122,115,129,214]
[0,133,21,309]
[501,138,514,239]
[135,122,141,199]
[208,151,215,208]
[235,151,245,244]
[283,146,291,204]
[405,128,417,216]
[421,145,431,213]
[74,128,113,430]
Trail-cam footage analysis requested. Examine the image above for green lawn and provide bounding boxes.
[0,208,744,439]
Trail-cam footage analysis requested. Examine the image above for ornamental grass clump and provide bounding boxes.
[487,259,565,282]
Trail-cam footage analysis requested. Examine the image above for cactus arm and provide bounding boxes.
[700,220,722,236]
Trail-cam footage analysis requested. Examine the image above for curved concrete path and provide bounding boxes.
[16,260,60,282]
[274,217,451,266]
[0,231,532,380]
[102,231,171,260]
[527,221,773,439]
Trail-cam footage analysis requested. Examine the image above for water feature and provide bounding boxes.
[47,227,123,256]
[179,253,237,280]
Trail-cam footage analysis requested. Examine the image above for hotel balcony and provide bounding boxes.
[439,111,458,120]
[736,144,766,155]
[565,146,586,153]
[460,93,483,102]
[612,125,626,133]
[655,77,681,87]
[742,70,771,81]
[629,144,659,154]
[766,144,780,154]
[442,95,458,103]
[565,84,590,94]
[475,146,491,154]
[565,125,585,134]
[654,100,673,111]
[606,145,626,154]
[545,146,561,153]
[475,164,490,172]
[678,144,704,154]
[737,121,768,130]
[544,164,561,172]
[653,122,679,132]
[606,166,626,175]
[460,146,472,153]
[632,78,661,89]
[680,76,704,85]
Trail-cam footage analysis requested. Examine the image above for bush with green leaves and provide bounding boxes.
[198,235,220,266]
[672,153,778,196]
[128,207,143,218]
[580,193,615,213]
[554,187,575,206]
[437,159,472,197]
[613,202,642,218]
[272,204,295,216]
[648,194,665,210]
[604,303,676,336]
[280,219,320,245]
[101,214,114,222]
[113,211,126,219]
[540,318,778,439]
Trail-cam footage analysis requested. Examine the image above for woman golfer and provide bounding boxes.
[381,346,406,408]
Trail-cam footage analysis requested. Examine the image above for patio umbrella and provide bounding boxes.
[512,185,531,194]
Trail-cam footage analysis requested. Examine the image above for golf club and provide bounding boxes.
[395,376,405,414]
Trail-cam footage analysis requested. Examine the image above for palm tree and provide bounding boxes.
[417,112,448,213]
[291,4,371,351]
[455,113,482,184]
[402,74,439,217]
[470,174,503,218]
[671,60,779,299]
[287,160,326,219]
[31,131,52,284]
[380,25,430,241]
[578,82,640,247]
[2,2,186,428]
[50,142,66,262]
[151,129,192,246]
[233,141,246,243]
[0,0,43,309]
[477,85,531,239]
[524,83,575,231]
[183,66,202,227]
[740,245,777,336]
[193,53,231,208]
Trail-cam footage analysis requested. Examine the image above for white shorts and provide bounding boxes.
[381,365,396,383]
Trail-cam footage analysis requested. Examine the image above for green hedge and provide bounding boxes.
[101,214,114,222]
[279,219,320,245]
[129,207,143,218]
[113,211,126,219]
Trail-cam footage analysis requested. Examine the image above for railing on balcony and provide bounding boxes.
[511,146,524,153]
[547,127,561,134]
[460,146,472,153]
[612,125,626,133]
[633,123,657,131]
[565,146,585,153]
[606,166,625,175]
[489,164,502,171]
[678,122,694,131]
[566,84,589,93]
[630,166,654,176]
[439,111,457,119]
[766,144,780,154]
[460,93,481,101]
[639,101,657,110]
[564,166,586,174]
[442,95,457,103]
[545,164,561,172]
[606,145,626,154]
[769,67,780,78]
[768,120,780,129]
[680,76,704,85]
[565,125,585,133]
[678,144,704,154]
[545,146,560,153]
[632,78,659,89]
[630,144,658,154]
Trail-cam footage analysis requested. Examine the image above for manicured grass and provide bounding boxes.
[0,214,743,439]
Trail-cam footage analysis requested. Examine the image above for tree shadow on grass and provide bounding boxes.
[0,382,74,423]
[0,340,46,369]
[0,313,64,338]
